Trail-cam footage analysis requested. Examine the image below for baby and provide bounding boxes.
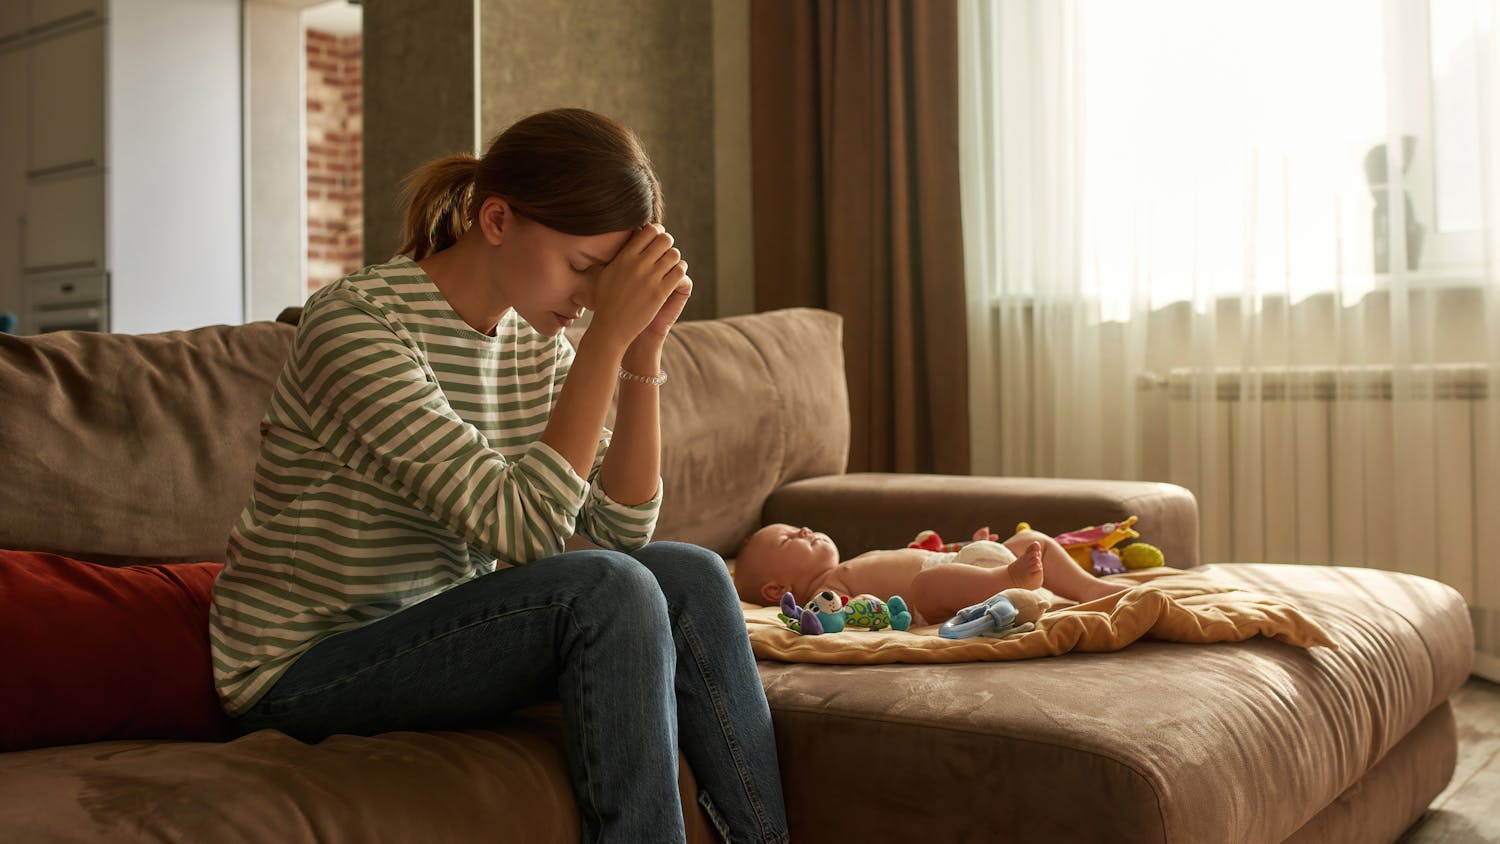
[733,524,1130,626]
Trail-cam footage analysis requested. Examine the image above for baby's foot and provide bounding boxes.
[1006,541,1045,590]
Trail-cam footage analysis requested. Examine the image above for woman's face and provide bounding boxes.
[497,214,635,336]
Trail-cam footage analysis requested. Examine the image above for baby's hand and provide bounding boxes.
[972,527,1000,543]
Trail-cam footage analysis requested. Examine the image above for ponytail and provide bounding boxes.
[398,154,480,261]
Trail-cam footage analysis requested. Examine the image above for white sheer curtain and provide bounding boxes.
[960,0,1500,680]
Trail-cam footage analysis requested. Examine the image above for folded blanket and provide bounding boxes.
[744,568,1337,663]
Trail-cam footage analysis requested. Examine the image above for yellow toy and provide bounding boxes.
[1015,516,1164,576]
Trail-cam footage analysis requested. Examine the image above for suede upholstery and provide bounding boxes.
[0,308,1472,842]
[0,323,293,565]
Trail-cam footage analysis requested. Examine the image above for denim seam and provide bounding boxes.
[562,606,605,844]
[696,791,733,844]
[678,614,781,842]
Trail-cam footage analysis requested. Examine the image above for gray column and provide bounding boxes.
[362,0,476,265]
[477,0,716,320]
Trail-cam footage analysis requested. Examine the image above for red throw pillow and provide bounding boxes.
[0,550,230,751]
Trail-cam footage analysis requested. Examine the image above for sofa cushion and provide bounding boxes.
[756,563,1473,842]
[568,308,851,555]
[0,550,229,751]
[0,709,718,843]
[0,322,294,565]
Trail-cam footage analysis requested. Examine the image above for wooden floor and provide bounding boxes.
[1398,676,1500,844]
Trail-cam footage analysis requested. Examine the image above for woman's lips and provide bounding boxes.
[553,312,577,328]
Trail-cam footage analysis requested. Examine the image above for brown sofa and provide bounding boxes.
[0,307,1473,842]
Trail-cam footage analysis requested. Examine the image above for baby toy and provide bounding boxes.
[909,527,998,553]
[1119,542,1166,571]
[911,520,1165,577]
[938,588,1048,640]
[1016,516,1164,576]
[778,590,912,635]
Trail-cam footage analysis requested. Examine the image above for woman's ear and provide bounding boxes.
[476,196,512,246]
[761,583,789,604]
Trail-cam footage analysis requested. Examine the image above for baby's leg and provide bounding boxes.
[1003,529,1127,603]
[907,542,1043,623]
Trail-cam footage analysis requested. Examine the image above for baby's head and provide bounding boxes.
[732,523,841,606]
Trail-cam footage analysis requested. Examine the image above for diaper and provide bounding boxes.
[920,539,1017,570]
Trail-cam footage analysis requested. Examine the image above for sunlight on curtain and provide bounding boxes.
[959,0,1500,680]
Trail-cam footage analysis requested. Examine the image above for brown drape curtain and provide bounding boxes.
[749,0,969,476]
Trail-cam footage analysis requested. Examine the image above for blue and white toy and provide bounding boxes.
[938,588,1048,640]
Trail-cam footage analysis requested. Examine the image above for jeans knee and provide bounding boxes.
[570,550,670,627]
[633,542,734,601]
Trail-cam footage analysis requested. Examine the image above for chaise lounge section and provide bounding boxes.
[0,307,1472,842]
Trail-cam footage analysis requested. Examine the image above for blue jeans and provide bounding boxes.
[233,542,788,844]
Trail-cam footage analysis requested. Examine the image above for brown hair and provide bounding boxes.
[398,108,664,261]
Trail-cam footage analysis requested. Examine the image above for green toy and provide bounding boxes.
[778,590,912,635]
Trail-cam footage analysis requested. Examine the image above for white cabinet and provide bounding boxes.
[24,172,105,272]
[2,0,244,335]
[28,24,104,174]
[5,12,111,334]
[0,49,23,323]
[27,0,104,34]
[0,4,27,44]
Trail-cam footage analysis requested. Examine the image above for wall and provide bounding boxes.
[244,0,305,322]
[305,28,363,290]
[711,0,753,317]
[109,0,242,333]
[0,40,24,326]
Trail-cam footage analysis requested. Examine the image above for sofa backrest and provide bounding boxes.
[0,308,848,564]
[638,308,850,554]
[0,322,296,564]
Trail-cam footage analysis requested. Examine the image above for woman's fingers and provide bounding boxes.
[623,223,665,256]
[643,267,693,338]
[653,246,682,277]
[589,225,692,345]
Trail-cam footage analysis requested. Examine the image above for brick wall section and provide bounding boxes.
[306,29,363,292]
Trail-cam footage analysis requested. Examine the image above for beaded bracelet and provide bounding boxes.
[618,367,669,387]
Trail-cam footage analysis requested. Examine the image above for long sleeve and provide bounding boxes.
[553,335,662,550]
[293,289,587,564]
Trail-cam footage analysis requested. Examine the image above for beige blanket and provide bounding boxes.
[745,568,1337,663]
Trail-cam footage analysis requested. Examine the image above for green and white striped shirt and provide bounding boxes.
[209,257,659,716]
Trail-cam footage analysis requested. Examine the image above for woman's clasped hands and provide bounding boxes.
[588,223,693,352]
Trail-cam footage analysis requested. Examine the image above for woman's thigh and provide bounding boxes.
[234,548,668,742]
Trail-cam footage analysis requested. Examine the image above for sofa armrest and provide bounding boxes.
[761,473,1200,568]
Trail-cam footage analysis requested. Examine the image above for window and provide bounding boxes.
[1418,0,1491,278]
[1072,0,1488,320]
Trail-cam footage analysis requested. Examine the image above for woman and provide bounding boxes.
[209,108,788,843]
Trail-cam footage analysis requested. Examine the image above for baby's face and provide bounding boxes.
[734,523,840,603]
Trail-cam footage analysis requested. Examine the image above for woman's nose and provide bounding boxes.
[573,279,595,312]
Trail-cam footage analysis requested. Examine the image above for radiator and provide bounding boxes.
[1141,364,1499,675]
